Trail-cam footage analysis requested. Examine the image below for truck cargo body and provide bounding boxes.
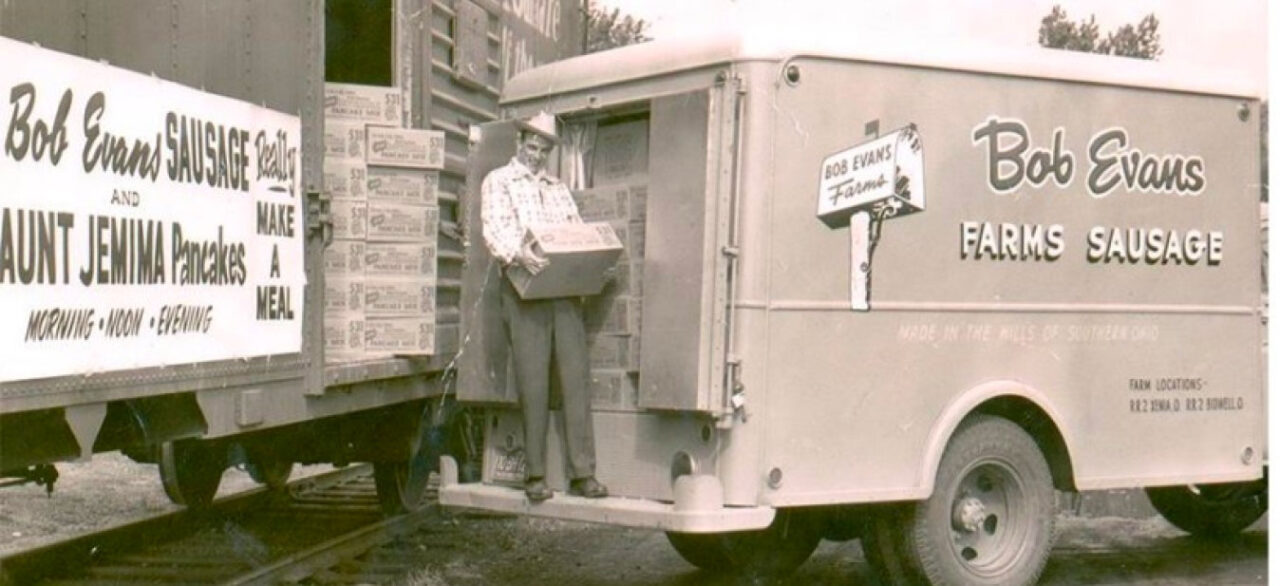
[442,29,1265,563]
[0,0,582,508]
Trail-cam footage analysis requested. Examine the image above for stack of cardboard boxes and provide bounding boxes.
[574,119,649,411]
[322,82,443,362]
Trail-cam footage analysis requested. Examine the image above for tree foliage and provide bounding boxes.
[585,0,650,53]
[1039,5,1162,60]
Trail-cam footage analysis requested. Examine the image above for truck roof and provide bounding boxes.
[503,27,1260,104]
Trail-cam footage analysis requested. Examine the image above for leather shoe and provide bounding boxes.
[569,476,608,498]
[524,478,552,502]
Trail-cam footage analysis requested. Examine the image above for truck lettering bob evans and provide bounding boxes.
[444,27,1264,586]
[971,117,1074,192]
[971,117,1207,198]
[1087,127,1206,197]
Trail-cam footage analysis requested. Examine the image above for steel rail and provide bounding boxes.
[0,465,375,586]
[223,512,429,585]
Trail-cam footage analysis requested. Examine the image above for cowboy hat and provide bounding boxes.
[515,111,560,143]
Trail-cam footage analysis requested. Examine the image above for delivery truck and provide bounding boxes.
[0,0,581,515]
[440,27,1267,584]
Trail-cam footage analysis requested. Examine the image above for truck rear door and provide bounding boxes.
[639,85,742,413]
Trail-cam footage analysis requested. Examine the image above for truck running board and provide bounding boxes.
[437,456,775,533]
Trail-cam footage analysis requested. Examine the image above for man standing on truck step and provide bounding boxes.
[480,112,608,503]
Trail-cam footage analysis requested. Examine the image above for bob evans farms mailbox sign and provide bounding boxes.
[0,37,305,382]
[817,125,925,310]
[817,124,924,228]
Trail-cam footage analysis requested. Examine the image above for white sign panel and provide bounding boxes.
[0,37,305,382]
[817,125,925,228]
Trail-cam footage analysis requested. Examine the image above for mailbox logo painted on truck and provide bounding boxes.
[0,37,305,383]
[815,124,925,311]
[817,124,925,228]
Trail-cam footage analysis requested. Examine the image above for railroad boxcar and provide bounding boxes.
[0,0,582,514]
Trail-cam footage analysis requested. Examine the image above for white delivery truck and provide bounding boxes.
[441,28,1265,585]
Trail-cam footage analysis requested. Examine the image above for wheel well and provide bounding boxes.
[973,396,1076,492]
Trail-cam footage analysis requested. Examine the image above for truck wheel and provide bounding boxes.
[665,532,731,572]
[159,440,225,507]
[665,508,822,579]
[1145,482,1266,538]
[899,415,1056,585]
[821,505,866,541]
[862,505,918,586]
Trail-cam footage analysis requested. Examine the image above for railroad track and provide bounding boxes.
[0,465,441,585]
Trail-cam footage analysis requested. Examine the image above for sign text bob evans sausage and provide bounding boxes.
[0,37,304,382]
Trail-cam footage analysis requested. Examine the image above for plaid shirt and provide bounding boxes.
[481,158,582,265]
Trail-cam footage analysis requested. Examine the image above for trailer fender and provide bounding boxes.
[917,380,1078,497]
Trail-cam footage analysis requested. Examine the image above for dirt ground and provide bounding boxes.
[1,454,1266,585]
[385,510,1266,585]
[0,451,321,555]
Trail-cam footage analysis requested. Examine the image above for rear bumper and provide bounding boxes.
[437,456,776,533]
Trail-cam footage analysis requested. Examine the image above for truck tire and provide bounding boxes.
[896,415,1056,585]
[664,532,731,572]
[159,440,225,507]
[821,505,866,541]
[665,508,822,579]
[862,505,918,586]
[1145,481,1267,538]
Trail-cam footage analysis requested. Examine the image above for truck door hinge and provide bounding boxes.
[714,70,748,94]
[721,355,748,427]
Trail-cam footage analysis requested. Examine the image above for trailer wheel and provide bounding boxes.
[1145,481,1267,538]
[899,415,1055,585]
[159,440,225,507]
[665,508,822,579]
[245,455,293,491]
[373,404,440,516]
[374,461,433,515]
